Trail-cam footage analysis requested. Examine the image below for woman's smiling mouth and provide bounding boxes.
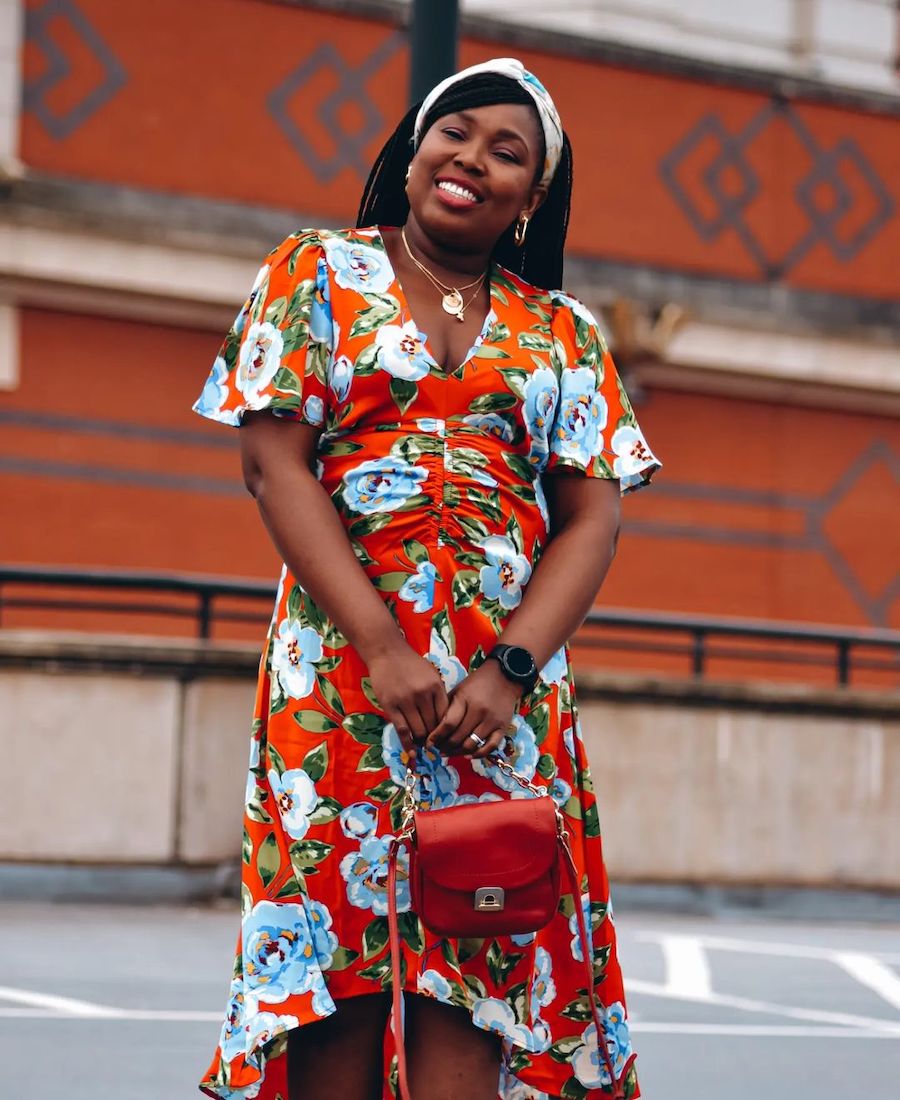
[435,177,484,206]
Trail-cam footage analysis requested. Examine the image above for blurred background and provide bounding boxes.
[0,1,898,1098]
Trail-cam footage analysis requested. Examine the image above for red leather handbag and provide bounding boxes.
[387,757,632,1100]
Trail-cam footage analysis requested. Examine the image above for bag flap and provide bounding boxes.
[414,796,558,890]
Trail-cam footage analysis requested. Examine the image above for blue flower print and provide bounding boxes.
[523,366,559,466]
[303,395,324,426]
[472,997,547,1053]
[415,417,445,436]
[339,801,379,840]
[540,646,567,686]
[232,263,268,341]
[426,625,467,692]
[418,969,453,1001]
[571,1003,633,1089]
[610,424,658,489]
[237,321,284,403]
[245,1010,299,1052]
[498,1064,550,1100]
[398,560,438,613]
[242,900,323,1004]
[511,931,536,946]
[551,366,608,468]
[271,619,323,699]
[342,456,429,515]
[478,535,532,610]
[534,475,550,530]
[307,898,339,969]
[382,722,461,809]
[568,892,592,963]
[472,714,538,791]
[268,767,318,840]
[530,947,557,1017]
[329,354,353,403]
[375,320,432,381]
[549,776,572,807]
[217,978,247,1063]
[339,834,410,916]
[308,257,332,344]
[321,236,394,294]
[461,412,516,443]
[194,355,229,420]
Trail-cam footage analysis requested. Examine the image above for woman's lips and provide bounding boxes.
[434,178,483,210]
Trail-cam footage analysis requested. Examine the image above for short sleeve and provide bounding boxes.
[546,292,660,492]
[192,231,333,428]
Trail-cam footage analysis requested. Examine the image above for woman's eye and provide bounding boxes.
[494,150,518,163]
[442,128,464,140]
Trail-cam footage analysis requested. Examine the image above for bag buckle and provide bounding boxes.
[474,887,505,912]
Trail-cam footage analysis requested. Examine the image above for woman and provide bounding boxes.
[194,57,658,1100]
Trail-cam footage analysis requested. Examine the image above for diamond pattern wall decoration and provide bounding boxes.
[660,99,895,277]
[23,0,127,140]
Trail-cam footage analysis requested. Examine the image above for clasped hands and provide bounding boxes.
[367,646,522,761]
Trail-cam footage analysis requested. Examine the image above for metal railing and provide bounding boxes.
[0,564,898,688]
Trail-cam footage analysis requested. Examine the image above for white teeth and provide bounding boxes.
[437,181,478,202]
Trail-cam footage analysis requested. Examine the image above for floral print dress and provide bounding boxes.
[193,227,659,1100]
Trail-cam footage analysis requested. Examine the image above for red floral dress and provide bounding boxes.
[193,227,659,1100]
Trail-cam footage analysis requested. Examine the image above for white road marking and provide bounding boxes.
[833,952,900,1012]
[632,1023,900,1038]
[635,931,900,965]
[659,934,712,999]
[0,985,119,1018]
[0,1007,220,1021]
[627,979,900,1034]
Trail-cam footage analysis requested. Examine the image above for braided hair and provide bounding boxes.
[356,73,573,290]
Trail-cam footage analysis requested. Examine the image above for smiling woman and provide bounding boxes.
[193,56,658,1100]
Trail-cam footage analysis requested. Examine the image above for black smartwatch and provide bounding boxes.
[487,644,539,693]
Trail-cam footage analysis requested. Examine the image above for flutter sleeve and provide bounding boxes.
[192,231,333,428]
[546,292,660,492]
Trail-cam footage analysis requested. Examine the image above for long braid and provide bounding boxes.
[356,76,572,291]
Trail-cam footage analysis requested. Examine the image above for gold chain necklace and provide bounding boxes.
[400,227,487,323]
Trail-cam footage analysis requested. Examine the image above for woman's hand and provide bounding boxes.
[367,645,450,757]
[426,660,522,760]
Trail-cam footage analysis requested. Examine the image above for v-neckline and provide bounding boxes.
[375,226,497,376]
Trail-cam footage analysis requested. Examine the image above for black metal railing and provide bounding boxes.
[1,564,898,688]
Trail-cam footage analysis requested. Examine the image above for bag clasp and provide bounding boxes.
[474,887,505,912]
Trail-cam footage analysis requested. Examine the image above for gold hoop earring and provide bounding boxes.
[405,165,412,187]
[514,215,529,247]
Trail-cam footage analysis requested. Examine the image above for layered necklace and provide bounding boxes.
[400,227,487,322]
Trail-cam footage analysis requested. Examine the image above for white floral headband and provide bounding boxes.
[413,57,564,190]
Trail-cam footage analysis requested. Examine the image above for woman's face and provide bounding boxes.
[407,101,546,252]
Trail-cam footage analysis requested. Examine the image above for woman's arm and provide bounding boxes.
[241,412,448,749]
[429,475,620,756]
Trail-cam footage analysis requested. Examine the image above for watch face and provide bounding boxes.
[505,647,536,679]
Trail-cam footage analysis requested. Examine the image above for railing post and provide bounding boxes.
[691,629,706,678]
[198,591,212,640]
[837,640,850,686]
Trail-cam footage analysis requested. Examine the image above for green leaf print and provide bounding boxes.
[463,974,487,1000]
[274,877,305,900]
[471,343,510,362]
[455,514,490,543]
[289,839,333,872]
[256,833,281,889]
[624,1065,639,1098]
[351,539,377,567]
[468,487,503,524]
[390,377,418,415]
[241,827,253,866]
[329,946,361,971]
[293,710,339,734]
[397,912,425,953]
[443,482,462,509]
[361,677,381,709]
[560,1075,590,1099]
[353,342,379,375]
[364,778,397,802]
[362,916,390,960]
[358,956,396,988]
[503,452,536,484]
[552,335,569,372]
[456,937,485,963]
[281,322,309,358]
[315,671,345,716]
[264,295,288,326]
[496,367,530,398]
[505,512,525,555]
[562,795,583,820]
[440,939,461,969]
[349,299,400,340]
[287,584,303,623]
[268,742,287,776]
[536,752,557,780]
[432,608,456,653]
[486,941,524,988]
[506,980,528,1024]
[246,796,273,825]
[467,390,517,414]
[561,995,595,1022]
[507,1051,532,1075]
[584,801,601,838]
[357,743,387,771]
[272,367,302,396]
[548,1036,584,1063]
[349,512,393,538]
[308,795,343,825]
[302,741,329,783]
[526,703,550,746]
[402,538,429,565]
[371,571,412,592]
[523,297,553,324]
[322,439,364,457]
[317,655,342,674]
[343,711,386,744]
[518,331,553,352]
[451,569,481,610]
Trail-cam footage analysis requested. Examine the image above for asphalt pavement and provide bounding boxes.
[1,900,898,1099]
